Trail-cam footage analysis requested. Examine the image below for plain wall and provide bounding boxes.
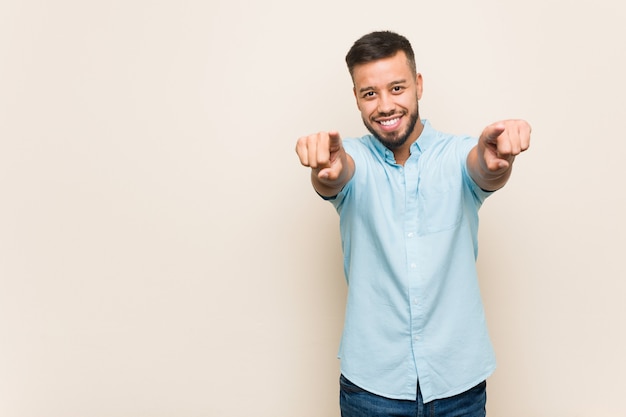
[1,0,625,416]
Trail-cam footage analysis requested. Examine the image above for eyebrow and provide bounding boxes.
[358,79,408,94]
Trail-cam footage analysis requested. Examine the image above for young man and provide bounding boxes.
[295,31,530,417]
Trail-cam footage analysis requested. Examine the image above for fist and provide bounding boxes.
[295,131,345,180]
[479,119,531,171]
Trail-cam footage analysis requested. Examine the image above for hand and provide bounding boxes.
[478,120,531,172]
[295,131,346,181]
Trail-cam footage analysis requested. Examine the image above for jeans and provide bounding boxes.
[339,374,486,417]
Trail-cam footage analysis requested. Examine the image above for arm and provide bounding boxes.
[295,131,355,198]
[467,119,531,191]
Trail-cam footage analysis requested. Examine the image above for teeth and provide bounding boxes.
[380,118,399,126]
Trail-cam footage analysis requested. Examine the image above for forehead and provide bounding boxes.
[352,51,414,88]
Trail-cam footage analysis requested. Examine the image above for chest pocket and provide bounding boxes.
[417,180,463,235]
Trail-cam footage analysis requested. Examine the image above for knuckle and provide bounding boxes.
[307,134,321,145]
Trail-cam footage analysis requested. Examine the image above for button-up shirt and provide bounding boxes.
[329,120,496,403]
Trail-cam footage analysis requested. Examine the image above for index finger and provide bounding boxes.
[328,131,342,148]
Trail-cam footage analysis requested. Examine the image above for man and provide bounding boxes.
[295,31,530,417]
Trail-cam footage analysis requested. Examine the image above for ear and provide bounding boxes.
[353,86,362,111]
[415,73,423,100]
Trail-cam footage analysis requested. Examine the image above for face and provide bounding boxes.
[352,51,423,151]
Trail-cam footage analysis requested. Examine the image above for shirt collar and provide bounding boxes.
[412,119,437,153]
[369,119,437,163]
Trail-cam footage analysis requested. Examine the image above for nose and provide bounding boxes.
[377,92,395,115]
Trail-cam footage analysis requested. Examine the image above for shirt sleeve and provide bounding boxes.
[325,138,361,210]
[459,135,494,205]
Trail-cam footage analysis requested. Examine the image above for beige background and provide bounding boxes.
[1,0,625,416]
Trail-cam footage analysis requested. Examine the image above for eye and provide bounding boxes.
[362,91,376,99]
[391,86,404,93]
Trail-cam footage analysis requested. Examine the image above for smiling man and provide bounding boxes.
[354,51,423,163]
[295,31,530,417]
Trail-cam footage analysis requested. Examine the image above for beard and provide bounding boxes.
[363,103,420,150]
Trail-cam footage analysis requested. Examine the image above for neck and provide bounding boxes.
[393,118,424,166]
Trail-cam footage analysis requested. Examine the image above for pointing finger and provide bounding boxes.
[496,129,512,158]
[328,131,342,148]
[482,123,506,144]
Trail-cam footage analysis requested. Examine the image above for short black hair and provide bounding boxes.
[345,31,417,78]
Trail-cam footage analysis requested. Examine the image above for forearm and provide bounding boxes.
[467,146,513,191]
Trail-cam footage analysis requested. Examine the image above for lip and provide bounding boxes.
[376,115,402,132]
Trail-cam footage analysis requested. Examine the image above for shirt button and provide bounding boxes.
[407,232,414,238]
[410,263,417,269]
[412,298,418,305]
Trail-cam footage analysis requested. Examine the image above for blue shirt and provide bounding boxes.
[329,120,496,403]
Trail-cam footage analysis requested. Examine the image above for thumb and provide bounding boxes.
[483,150,510,171]
[318,161,343,181]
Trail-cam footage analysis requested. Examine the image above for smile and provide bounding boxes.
[377,116,402,130]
